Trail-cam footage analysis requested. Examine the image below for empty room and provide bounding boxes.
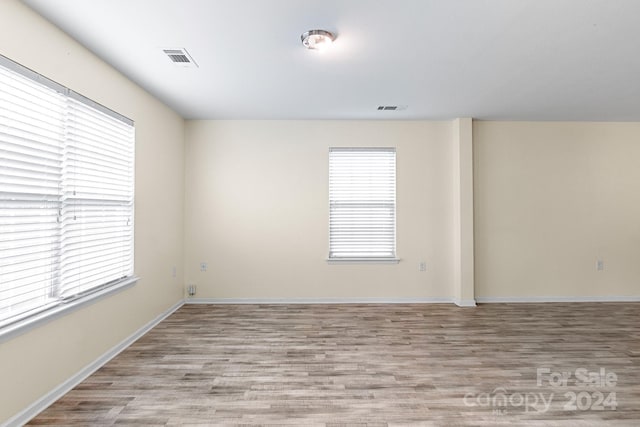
[1,0,639,425]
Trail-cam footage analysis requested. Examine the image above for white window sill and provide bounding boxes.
[0,276,139,343]
[326,258,400,264]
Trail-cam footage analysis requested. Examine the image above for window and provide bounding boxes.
[328,147,397,261]
[0,55,135,334]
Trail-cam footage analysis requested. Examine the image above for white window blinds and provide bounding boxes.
[329,147,396,259]
[0,56,134,331]
[60,98,134,299]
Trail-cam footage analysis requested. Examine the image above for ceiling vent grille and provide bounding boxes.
[377,105,407,111]
[162,48,198,67]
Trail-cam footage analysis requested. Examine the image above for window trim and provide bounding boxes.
[0,54,137,341]
[0,276,138,343]
[327,147,399,263]
[0,54,133,126]
[326,257,400,264]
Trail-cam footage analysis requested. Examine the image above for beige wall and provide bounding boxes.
[185,119,640,302]
[184,120,458,300]
[474,121,640,298]
[452,118,475,304]
[0,0,185,423]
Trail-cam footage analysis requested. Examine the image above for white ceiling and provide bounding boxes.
[21,0,640,120]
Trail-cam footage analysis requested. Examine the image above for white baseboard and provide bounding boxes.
[3,300,184,427]
[454,299,477,307]
[185,297,456,304]
[185,295,640,305]
[476,295,640,303]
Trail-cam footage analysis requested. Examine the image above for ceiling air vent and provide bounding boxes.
[162,48,198,68]
[377,105,408,111]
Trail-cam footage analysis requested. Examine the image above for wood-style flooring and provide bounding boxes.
[29,303,640,426]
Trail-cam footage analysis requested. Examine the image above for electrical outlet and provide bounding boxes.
[200,262,207,272]
[187,284,197,297]
[419,261,427,272]
[596,259,604,271]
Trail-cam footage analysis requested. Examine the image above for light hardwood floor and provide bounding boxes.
[29,303,640,426]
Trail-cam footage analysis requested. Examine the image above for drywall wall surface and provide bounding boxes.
[474,121,640,298]
[0,0,185,422]
[184,120,456,300]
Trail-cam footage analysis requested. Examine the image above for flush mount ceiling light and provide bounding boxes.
[301,29,336,50]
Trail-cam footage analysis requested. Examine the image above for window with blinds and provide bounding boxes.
[329,147,397,260]
[0,55,135,333]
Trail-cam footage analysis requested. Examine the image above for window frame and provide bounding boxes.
[0,54,138,342]
[327,147,399,264]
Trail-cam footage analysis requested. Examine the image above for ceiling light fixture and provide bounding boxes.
[301,29,336,50]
